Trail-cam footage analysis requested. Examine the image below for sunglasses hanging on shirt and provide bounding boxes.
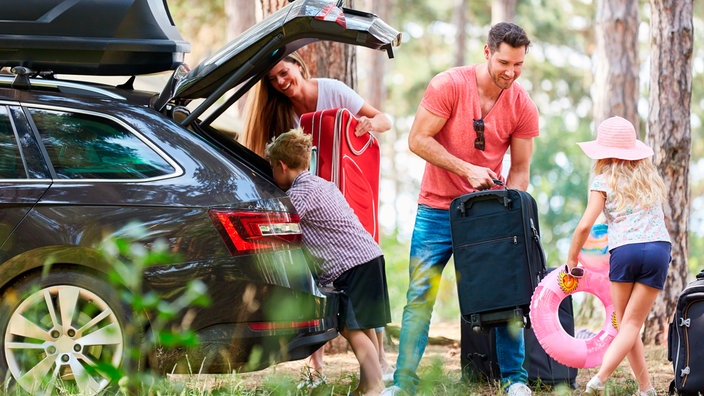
[473,118,485,151]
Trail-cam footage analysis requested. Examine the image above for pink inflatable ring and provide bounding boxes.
[529,268,618,368]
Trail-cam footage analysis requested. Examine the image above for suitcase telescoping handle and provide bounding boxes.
[457,179,511,216]
[310,146,318,175]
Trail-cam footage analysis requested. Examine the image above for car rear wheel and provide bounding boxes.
[0,270,129,395]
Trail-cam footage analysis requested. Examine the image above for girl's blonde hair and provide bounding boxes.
[264,128,312,171]
[593,158,667,211]
[242,52,311,156]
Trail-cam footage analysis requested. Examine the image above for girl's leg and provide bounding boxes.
[308,346,325,375]
[625,334,651,391]
[595,282,659,386]
[623,283,660,391]
[343,328,383,395]
[375,328,394,376]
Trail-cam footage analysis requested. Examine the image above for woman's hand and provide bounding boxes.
[355,116,374,136]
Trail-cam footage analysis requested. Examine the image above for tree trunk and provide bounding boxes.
[593,0,639,126]
[644,0,693,346]
[259,0,287,15]
[225,0,256,42]
[453,0,467,67]
[491,0,517,24]
[299,42,356,87]
[577,0,640,330]
[258,0,356,87]
[365,0,390,109]
[225,0,257,116]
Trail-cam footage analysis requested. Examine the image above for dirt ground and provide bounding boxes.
[219,321,675,395]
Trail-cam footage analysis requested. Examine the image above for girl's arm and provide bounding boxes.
[566,190,606,270]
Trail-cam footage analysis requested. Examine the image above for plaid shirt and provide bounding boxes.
[287,171,382,285]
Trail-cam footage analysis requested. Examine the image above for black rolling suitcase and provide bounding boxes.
[523,294,578,388]
[460,319,499,383]
[461,276,578,388]
[450,181,547,331]
[668,269,704,396]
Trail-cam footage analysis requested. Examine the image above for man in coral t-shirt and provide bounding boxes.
[383,22,540,396]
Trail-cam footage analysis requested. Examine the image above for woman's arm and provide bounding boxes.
[355,102,391,135]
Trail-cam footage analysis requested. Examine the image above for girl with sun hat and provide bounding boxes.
[565,116,671,396]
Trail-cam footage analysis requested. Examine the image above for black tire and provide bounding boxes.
[0,269,131,395]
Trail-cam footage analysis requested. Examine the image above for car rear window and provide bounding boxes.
[0,106,23,179]
[29,108,176,180]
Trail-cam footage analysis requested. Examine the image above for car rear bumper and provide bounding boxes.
[152,314,339,373]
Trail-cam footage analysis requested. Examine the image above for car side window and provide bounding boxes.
[28,108,176,180]
[0,106,23,179]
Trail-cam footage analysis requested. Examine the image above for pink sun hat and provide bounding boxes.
[577,116,654,160]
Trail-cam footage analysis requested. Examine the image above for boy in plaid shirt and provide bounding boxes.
[265,128,391,396]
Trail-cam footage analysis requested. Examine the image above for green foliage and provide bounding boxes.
[98,223,211,394]
[380,234,461,322]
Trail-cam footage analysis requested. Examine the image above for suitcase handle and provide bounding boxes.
[457,180,511,216]
[343,110,375,155]
[310,146,318,175]
[460,193,511,214]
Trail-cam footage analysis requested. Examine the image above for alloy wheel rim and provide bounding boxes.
[4,285,124,395]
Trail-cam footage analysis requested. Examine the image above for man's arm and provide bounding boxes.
[408,106,497,190]
[505,136,534,191]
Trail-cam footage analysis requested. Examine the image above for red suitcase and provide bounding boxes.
[300,108,380,242]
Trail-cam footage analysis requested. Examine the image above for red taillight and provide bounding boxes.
[247,320,321,331]
[209,210,302,255]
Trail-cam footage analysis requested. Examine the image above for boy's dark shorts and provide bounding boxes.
[609,241,671,290]
[333,255,391,330]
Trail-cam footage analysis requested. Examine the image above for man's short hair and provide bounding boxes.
[487,22,531,53]
[264,128,312,170]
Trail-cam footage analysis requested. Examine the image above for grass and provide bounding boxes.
[154,236,674,395]
[2,237,674,395]
[155,325,674,396]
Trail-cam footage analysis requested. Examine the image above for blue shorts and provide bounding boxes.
[609,241,671,289]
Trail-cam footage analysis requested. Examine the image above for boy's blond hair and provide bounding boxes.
[264,128,312,170]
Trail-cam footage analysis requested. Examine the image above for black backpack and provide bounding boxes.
[668,269,704,395]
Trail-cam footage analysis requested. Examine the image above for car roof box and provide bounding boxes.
[0,0,190,76]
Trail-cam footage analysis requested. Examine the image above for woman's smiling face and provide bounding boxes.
[267,59,304,96]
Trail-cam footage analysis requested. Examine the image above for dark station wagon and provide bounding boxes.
[0,0,400,394]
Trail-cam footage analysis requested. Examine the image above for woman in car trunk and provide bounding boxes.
[241,52,391,157]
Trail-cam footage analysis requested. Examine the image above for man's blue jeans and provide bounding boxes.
[393,204,528,392]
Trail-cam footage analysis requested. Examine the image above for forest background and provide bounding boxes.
[161,0,704,347]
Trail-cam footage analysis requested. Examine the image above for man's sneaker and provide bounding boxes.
[380,385,406,396]
[382,371,394,383]
[381,366,395,383]
[507,382,532,396]
[583,376,604,395]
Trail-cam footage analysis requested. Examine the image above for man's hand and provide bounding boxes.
[463,163,498,190]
